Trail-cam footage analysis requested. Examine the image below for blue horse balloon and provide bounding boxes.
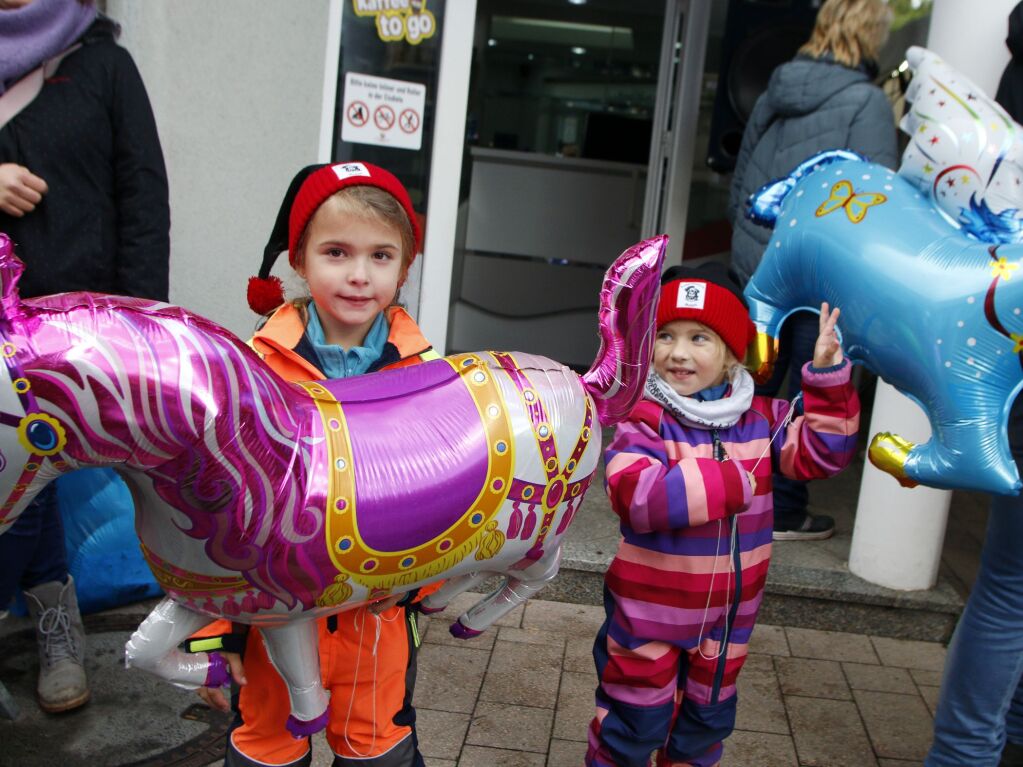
[744,149,1023,495]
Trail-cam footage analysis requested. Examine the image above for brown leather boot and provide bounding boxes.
[24,575,90,712]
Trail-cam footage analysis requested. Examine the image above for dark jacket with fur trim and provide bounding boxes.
[728,55,898,286]
[0,17,169,301]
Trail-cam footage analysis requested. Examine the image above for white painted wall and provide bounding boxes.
[106,1,330,338]
[927,0,1016,97]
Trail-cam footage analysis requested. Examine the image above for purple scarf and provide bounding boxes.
[0,0,97,94]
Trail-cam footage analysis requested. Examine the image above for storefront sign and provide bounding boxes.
[353,0,436,45]
[341,72,426,150]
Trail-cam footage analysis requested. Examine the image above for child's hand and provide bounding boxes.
[369,594,404,615]
[813,303,843,369]
[196,651,245,712]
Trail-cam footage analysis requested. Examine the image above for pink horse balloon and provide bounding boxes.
[0,232,664,735]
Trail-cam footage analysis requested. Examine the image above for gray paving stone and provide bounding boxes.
[842,662,917,694]
[743,652,776,674]
[910,668,943,687]
[424,760,457,767]
[416,708,471,760]
[736,670,790,735]
[854,689,934,761]
[879,760,923,766]
[918,684,941,717]
[564,635,595,674]
[785,696,878,767]
[521,600,606,639]
[479,638,563,708]
[723,730,798,766]
[413,643,490,714]
[749,624,790,656]
[553,671,594,742]
[786,626,880,664]
[547,737,588,767]
[458,744,546,766]
[776,657,852,701]
[467,701,553,754]
[871,635,947,671]
[422,616,497,650]
[498,626,566,647]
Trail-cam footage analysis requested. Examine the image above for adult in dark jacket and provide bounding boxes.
[927,8,1023,765]
[0,0,169,714]
[727,0,897,540]
[996,2,1023,124]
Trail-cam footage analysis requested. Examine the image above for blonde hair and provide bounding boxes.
[799,0,892,69]
[292,185,416,275]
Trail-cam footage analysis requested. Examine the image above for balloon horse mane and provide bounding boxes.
[0,233,664,734]
[742,47,1023,496]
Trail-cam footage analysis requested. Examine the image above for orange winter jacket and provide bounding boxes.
[197,302,442,763]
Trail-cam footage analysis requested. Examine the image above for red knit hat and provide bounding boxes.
[246,162,422,315]
[656,263,756,361]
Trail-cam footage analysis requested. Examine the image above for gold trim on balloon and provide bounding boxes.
[140,542,249,595]
[304,354,515,595]
[868,432,920,488]
[747,332,779,385]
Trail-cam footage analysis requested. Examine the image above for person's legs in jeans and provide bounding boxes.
[0,485,66,606]
[927,393,1023,765]
[755,311,833,538]
[925,491,1023,766]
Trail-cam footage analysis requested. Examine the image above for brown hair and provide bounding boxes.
[292,185,416,276]
[799,0,892,69]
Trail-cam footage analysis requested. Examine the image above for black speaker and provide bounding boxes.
[706,0,821,173]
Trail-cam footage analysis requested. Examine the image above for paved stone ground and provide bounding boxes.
[191,590,945,767]
[409,592,946,767]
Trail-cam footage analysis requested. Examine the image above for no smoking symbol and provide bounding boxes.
[374,105,395,131]
[346,101,369,127]
[399,109,420,134]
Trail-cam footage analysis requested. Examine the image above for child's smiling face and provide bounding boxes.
[296,203,405,349]
[653,319,734,397]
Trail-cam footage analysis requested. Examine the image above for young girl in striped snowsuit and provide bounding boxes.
[587,263,860,767]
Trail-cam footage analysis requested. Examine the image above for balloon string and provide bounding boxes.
[343,608,378,758]
[749,392,802,475]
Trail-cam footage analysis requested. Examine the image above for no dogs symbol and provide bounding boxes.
[346,101,369,127]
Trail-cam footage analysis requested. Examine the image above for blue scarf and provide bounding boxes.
[0,0,97,94]
[305,305,389,379]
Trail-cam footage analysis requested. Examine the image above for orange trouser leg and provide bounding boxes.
[229,606,419,766]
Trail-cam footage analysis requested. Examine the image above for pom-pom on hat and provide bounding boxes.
[246,162,421,315]
[656,262,756,361]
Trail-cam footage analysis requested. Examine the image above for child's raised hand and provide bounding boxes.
[813,302,843,368]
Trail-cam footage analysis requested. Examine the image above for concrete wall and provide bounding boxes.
[928,0,1016,96]
[106,1,330,338]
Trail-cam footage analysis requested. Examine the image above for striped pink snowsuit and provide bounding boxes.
[587,362,860,767]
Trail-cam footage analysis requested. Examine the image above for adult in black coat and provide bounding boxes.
[996,2,1023,127]
[0,0,169,714]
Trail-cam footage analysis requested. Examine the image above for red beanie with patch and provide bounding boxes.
[246,162,421,315]
[655,263,756,361]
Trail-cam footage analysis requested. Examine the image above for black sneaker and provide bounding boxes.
[773,513,835,541]
[1001,741,1023,767]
